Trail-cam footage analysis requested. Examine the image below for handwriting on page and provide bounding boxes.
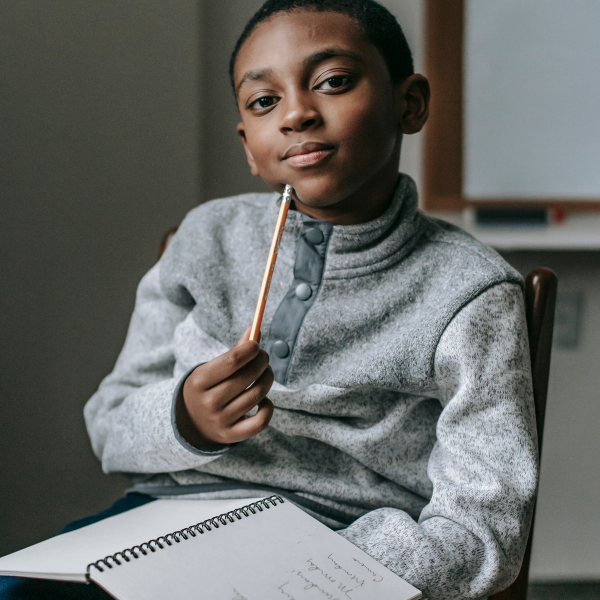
[349,557,384,583]
[273,553,385,600]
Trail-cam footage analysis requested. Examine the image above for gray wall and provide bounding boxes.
[1,0,599,584]
[0,1,201,553]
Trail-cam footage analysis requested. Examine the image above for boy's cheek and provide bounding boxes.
[243,133,280,182]
[249,144,280,181]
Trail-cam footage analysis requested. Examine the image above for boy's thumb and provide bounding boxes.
[236,325,260,346]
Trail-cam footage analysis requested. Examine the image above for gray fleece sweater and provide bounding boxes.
[84,175,538,600]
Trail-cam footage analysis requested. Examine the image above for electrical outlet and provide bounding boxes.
[553,290,584,349]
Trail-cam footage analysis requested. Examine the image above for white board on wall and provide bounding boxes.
[464,0,600,199]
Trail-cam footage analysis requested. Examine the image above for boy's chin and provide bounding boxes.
[293,194,339,212]
[278,178,350,211]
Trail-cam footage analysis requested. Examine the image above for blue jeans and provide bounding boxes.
[0,493,154,599]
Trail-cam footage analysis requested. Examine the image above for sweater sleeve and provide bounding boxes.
[84,262,231,475]
[337,282,539,600]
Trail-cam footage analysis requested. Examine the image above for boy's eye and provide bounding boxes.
[319,75,351,90]
[249,96,278,110]
[258,97,274,107]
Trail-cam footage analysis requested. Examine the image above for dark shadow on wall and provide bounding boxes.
[0,1,201,555]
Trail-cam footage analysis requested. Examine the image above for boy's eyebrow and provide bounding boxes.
[237,67,275,94]
[303,47,364,67]
[236,47,363,94]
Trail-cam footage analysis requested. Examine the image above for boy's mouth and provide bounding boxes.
[282,141,335,167]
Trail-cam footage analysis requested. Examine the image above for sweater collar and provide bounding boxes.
[282,174,425,278]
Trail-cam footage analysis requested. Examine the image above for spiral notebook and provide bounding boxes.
[0,495,421,600]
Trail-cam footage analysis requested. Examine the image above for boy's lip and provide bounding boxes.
[282,141,336,167]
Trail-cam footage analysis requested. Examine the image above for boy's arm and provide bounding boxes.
[338,282,538,600]
[84,262,229,474]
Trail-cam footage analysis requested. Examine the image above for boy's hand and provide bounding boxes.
[177,327,274,449]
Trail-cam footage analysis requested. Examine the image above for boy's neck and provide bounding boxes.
[289,162,401,226]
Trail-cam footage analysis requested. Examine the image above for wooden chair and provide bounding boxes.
[490,267,558,600]
[158,228,558,600]
[157,226,178,260]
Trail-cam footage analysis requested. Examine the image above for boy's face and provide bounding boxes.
[234,10,428,224]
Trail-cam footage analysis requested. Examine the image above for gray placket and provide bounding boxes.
[266,216,333,384]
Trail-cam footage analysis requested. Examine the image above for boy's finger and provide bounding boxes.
[235,326,252,347]
[228,398,274,442]
[236,325,260,347]
[188,341,260,390]
[222,366,274,422]
[214,350,270,408]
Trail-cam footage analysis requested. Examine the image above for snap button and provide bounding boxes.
[295,283,312,301]
[272,340,290,359]
[305,227,324,244]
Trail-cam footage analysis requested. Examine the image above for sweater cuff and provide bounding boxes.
[171,364,235,457]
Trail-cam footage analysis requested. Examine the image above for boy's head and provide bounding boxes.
[230,0,415,91]
[231,0,429,224]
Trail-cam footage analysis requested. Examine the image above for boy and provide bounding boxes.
[0,1,538,599]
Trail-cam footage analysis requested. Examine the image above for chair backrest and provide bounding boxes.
[157,228,558,600]
[489,267,558,600]
[157,226,178,260]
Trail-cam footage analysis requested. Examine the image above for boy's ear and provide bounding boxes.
[236,122,260,177]
[396,74,430,135]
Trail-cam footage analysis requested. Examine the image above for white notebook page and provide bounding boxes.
[90,499,421,600]
[0,497,263,582]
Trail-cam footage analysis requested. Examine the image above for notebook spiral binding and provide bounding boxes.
[86,495,284,577]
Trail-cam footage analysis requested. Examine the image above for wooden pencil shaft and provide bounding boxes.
[250,186,293,342]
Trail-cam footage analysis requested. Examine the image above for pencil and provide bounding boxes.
[249,184,293,342]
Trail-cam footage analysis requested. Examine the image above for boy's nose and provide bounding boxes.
[279,95,322,133]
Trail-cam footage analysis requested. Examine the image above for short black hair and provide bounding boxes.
[229,0,414,94]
